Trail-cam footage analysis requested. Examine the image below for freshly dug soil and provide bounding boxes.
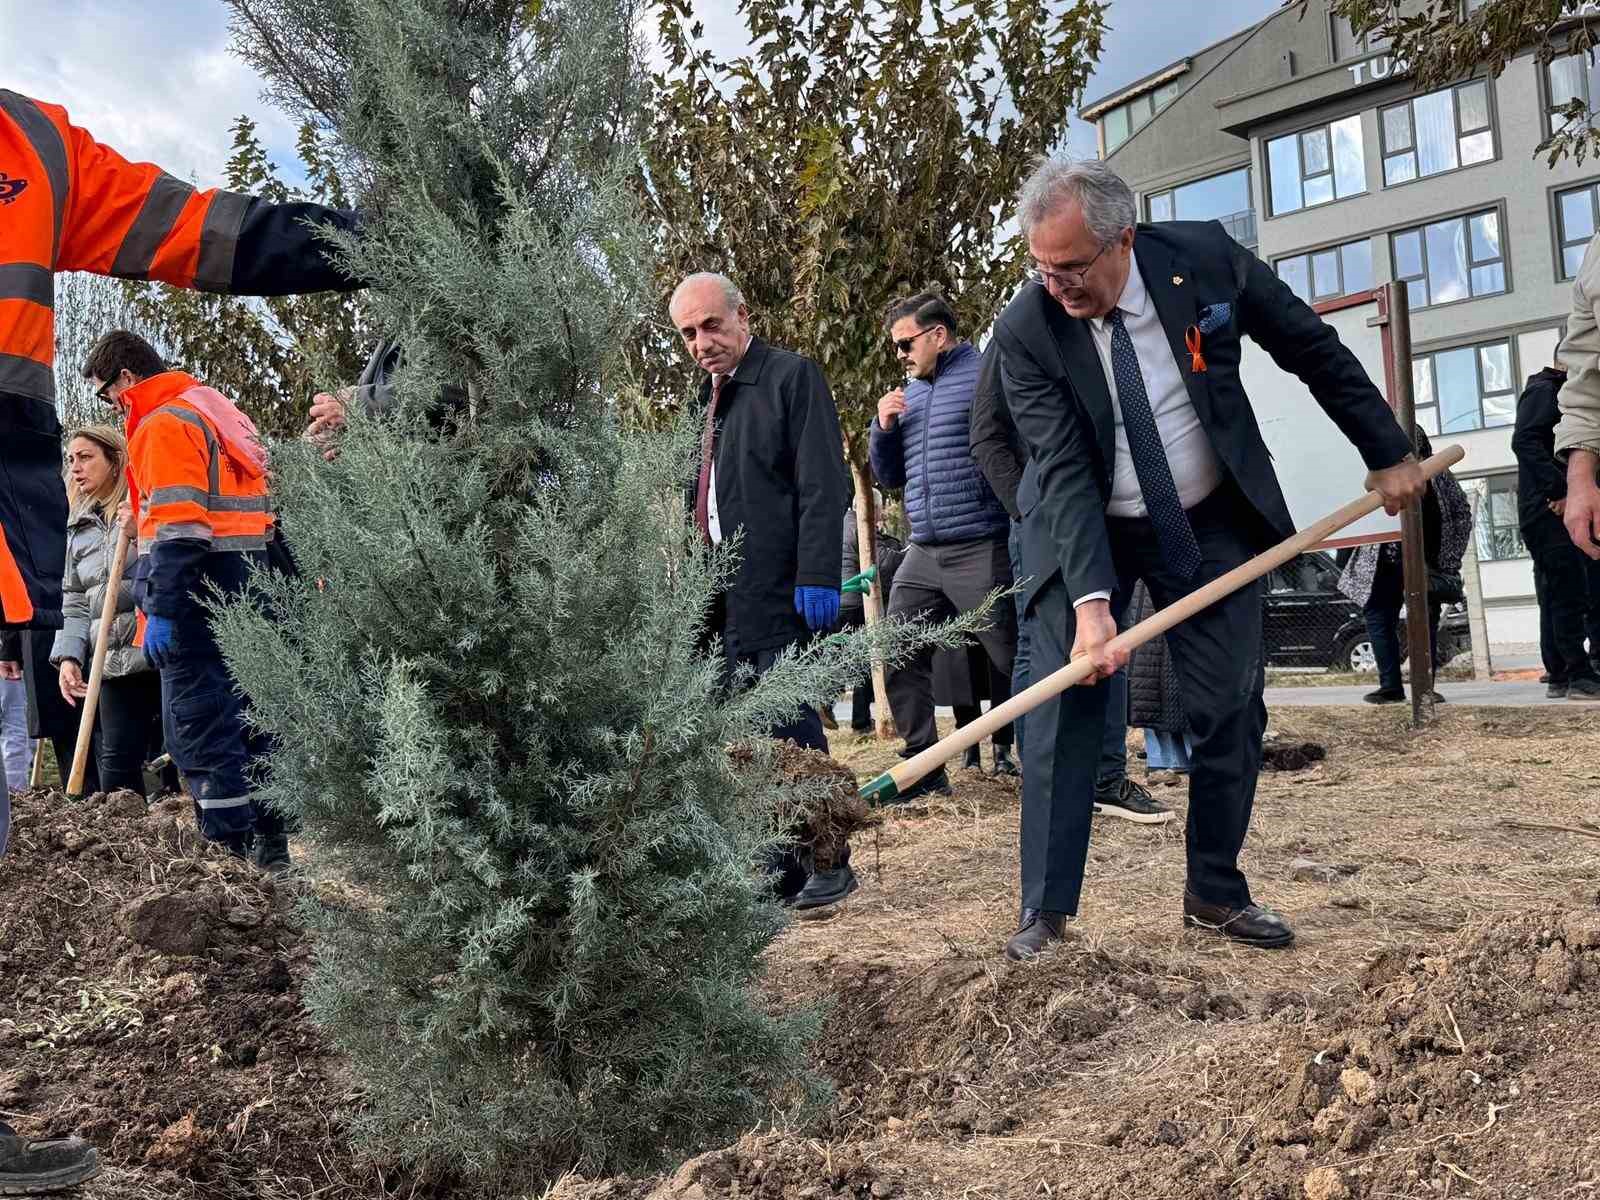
[3,706,1598,1199]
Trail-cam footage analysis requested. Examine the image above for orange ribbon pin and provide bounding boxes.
[1184,325,1207,374]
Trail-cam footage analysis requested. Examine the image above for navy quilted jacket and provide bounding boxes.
[868,342,1008,546]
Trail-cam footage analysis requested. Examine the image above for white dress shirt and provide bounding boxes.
[706,335,753,545]
[1075,252,1223,606]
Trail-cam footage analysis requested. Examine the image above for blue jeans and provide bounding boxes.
[1009,521,1126,786]
[1144,728,1192,771]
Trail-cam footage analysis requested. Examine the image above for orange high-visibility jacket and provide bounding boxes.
[123,372,273,628]
[0,89,358,629]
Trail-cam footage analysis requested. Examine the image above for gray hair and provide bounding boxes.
[670,271,745,313]
[1016,156,1137,244]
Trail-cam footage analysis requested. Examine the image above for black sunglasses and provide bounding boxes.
[892,327,938,355]
[93,373,120,404]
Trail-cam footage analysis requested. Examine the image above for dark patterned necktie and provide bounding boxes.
[1108,309,1202,580]
[694,373,726,543]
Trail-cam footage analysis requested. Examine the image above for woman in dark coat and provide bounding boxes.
[1124,582,1190,773]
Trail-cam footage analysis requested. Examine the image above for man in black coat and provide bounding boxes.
[1513,364,1600,697]
[994,157,1422,960]
[669,272,854,910]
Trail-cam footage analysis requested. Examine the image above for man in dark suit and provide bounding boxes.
[994,158,1423,960]
[1513,363,1600,698]
[669,272,856,911]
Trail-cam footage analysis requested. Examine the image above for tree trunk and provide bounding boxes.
[849,450,895,740]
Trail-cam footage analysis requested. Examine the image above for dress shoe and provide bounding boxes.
[992,745,1020,778]
[1182,889,1295,949]
[1093,777,1174,824]
[961,744,983,772]
[880,765,952,805]
[1363,687,1406,705]
[791,864,859,911]
[1548,680,1571,699]
[1003,908,1068,960]
[1569,676,1600,700]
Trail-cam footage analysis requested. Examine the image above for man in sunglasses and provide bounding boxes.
[868,292,1016,794]
[993,157,1423,961]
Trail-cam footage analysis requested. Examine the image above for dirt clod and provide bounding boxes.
[1302,1166,1349,1200]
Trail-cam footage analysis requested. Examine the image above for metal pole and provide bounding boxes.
[1382,281,1434,726]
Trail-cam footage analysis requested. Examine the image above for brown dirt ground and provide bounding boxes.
[3,705,1599,1199]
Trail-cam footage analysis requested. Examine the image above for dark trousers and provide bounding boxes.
[1009,522,1125,783]
[1021,486,1265,915]
[1533,542,1598,685]
[97,671,164,796]
[886,537,1016,754]
[1362,553,1441,692]
[721,631,832,896]
[836,606,877,731]
[1584,557,1600,670]
[162,646,280,847]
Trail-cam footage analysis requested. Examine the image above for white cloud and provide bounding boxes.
[0,0,299,188]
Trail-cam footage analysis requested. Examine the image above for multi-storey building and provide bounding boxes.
[1080,0,1600,645]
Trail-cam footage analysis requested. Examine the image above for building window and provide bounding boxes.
[1101,79,1185,155]
[1391,210,1505,310]
[1146,167,1255,248]
[1467,474,1526,561]
[1266,116,1365,215]
[1380,81,1494,186]
[1331,14,1390,61]
[1547,50,1600,137]
[1275,239,1374,304]
[1411,338,1515,436]
[1556,182,1598,279]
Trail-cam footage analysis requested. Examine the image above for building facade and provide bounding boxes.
[1081,0,1600,646]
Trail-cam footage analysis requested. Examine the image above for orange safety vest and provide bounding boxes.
[123,372,273,635]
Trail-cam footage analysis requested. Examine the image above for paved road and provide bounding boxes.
[1264,678,1580,707]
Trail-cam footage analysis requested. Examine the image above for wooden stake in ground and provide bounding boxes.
[859,445,1466,804]
[28,737,46,789]
[66,526,132,797]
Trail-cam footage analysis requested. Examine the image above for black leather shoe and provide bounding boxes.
[1003,908,1068,960]
[1182,889,1295,949]
[1363,687,1406,705]
[791,864,859,911]
[1569,676,1600,700]
[253,834,292,875]
[885,765,952,805]
[1093,777,1173,824]
[992,746,1020,778]
[0,1121,100,1192]
[961,744,983,772]
[1548,680,1571,699]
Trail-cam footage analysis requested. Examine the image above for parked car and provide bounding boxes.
[1262,551,1469,672]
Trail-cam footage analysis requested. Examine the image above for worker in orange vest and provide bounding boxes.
[0,89,360,1196]
[0,88,360,634]
[83,330,287,871]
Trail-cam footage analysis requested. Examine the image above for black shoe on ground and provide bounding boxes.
[1093,777,1174,824]
[791,864,859,911]
[1182,889,1295,949]
[1363,687,1406,705]
[992,745,1020,778]
[1548,680,1571,699]
[1570,676,1600,699]
[253,834,292,875]
[850,722,873,734]
[0,1122,100,1194]
[884,766,952,805]
[1003,908,1068,960]
[961,745,983,772]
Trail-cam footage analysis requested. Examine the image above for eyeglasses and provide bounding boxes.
[1026,240,1111,290]
[892,327,938,355]
[93,374,119,405]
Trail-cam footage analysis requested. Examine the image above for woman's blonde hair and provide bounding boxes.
[63,425,129,519]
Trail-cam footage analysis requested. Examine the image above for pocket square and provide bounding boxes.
[1198,302,1231,335]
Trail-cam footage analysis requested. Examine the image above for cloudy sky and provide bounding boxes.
[2,0,1283,184]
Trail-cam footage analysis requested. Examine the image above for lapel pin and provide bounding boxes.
[1172,274,1184,286]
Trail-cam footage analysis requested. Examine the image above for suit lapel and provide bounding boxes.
[1041,295,1117,471]
[1134,232,1214,429]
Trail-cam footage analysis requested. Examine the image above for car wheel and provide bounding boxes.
[1336,633,1379,673]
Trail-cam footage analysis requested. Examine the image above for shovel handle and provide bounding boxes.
[859,446,1465,803]
[66,528,133,797]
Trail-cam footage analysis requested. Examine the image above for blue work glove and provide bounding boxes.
[142,615,176,669]
[795,585,841,631]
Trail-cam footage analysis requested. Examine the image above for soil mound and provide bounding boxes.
[0,787,378,1199]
